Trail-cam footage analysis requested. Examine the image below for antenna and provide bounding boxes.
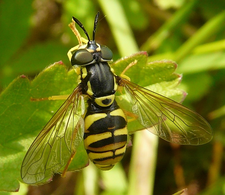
[72,16,91,41]
[93,12,100,41]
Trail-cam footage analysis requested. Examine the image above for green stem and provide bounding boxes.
[174,11,225,62]
[98,1,158,195]
[98,0,139,56]
[141,0,199,52]
[127,131,158,195]
[193,39,225,54]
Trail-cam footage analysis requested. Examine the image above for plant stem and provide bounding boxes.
[174,11,225,62]
[98,1,158,195]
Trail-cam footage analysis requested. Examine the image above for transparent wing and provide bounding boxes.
[119,78,212,145]
[21,86,85,185]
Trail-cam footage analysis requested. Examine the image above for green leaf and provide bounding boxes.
[112,52,185,134]
[0,62,88,191]
[113,52,181,85]
[178,51,225,74]
[113,52,183,100]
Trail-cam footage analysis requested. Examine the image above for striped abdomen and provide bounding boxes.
[84,101,127,170]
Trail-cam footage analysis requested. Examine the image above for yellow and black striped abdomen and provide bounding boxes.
[84,102,127,170]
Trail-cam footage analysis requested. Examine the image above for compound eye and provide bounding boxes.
[101,45,113,61]
[71,49,93,66]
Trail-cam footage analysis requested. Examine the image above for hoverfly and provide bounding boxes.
[21,12,212,185]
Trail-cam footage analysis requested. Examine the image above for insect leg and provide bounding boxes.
[120,60,138,80]
[30,95,70,101]
[68,19,82,46]
[61,117,84,177]
[67,18,88,60]
[61,151,77,177]
[123,109,138,123]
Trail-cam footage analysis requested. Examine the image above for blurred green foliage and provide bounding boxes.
[0,0,225,194]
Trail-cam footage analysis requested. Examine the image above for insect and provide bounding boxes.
[21,12,212,185]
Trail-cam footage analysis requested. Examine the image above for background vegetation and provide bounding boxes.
[0,0,225,194]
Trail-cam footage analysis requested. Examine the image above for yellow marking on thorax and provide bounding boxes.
[81,67,87,78]
[74,67,80,75]
[113,77,118,91]
[87,81,94,96]
[110,67,116,74]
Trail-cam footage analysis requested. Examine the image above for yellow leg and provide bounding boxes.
[117,60,138,93]
[120,60,138,81]
[61,151,76,177]
[67,18,89,60]
[61,117,84,177]
[68,19,82,46]
[30,95,70,101]
[123,109,138,123]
